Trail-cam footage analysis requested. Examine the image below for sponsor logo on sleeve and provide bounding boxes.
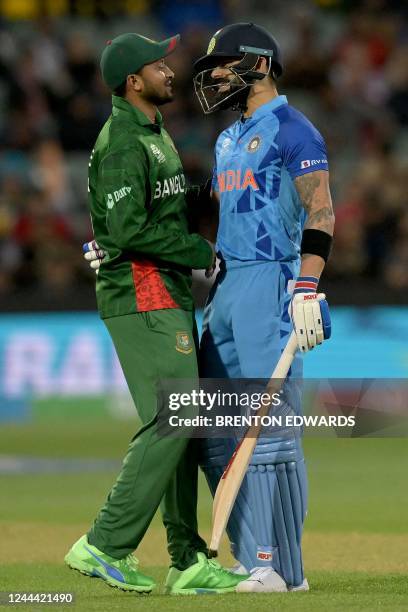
[301,159,328,169]
[106,186,132,209]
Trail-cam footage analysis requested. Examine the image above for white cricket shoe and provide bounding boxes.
[288,578,309,591]
[229,562,249,575]
[235,567,287,592]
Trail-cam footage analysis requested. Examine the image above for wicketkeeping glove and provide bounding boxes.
[83,240,106,274]
[290,276,331,352]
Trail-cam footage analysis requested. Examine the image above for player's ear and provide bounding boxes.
[128,73,143,93]
[255,56,269,74]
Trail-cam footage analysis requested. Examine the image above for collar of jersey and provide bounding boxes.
[111,95,163,130]
[243,94,288,124]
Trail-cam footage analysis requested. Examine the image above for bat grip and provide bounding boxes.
[208,549,218,558]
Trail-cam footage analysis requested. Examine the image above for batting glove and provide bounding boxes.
[290,276,331,352]
[83,240,105,274]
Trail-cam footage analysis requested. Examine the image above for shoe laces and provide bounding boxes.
[207,558,230,575]
[249,567,274,581]
[125,553,139,571]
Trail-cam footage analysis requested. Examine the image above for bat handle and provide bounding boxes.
[208,549,218,558]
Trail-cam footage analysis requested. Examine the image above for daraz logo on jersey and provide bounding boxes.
[106,186,132,209]
[217,169,259,193]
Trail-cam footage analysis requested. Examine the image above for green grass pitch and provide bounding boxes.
[1,416,407,611]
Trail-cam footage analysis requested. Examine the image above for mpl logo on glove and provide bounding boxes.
[303,293,318,300]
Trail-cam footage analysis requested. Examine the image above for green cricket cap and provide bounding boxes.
[100,32,180,90]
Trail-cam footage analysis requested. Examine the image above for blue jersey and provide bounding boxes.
[212,95,329,262]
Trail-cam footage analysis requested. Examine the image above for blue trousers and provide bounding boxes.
[199,259,307,586]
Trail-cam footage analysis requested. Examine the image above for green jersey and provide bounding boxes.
[88,95,213,318]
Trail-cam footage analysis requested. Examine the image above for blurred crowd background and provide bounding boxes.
[0,0,407,310]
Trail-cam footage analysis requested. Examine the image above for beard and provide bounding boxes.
[141,80,174,106]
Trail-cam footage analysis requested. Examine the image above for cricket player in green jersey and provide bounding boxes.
[64,33,245,595]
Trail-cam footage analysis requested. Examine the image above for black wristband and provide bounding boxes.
[300,229,332,262]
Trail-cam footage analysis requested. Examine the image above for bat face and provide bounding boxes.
[208,332,298,556]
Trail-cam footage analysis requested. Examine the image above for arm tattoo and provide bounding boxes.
[295,172,334,235]
[306,207,334,231]
[295,173,321,214]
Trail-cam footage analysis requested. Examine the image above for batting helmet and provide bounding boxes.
[193,22,282,114]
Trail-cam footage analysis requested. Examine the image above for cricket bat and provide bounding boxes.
[208,330,299,557]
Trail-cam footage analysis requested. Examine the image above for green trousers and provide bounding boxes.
[87,309,207,570]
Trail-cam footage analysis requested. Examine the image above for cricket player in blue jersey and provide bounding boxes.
[193,22,335,593]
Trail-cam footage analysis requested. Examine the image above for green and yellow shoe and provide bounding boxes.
[64,535,155,594]
[165,552,249,595]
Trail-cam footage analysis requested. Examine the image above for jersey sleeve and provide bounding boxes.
[278,114,329,180]
[100,146,213,270]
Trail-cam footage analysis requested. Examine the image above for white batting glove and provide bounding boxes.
[83,240,106,274]
[290,276,331,353]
